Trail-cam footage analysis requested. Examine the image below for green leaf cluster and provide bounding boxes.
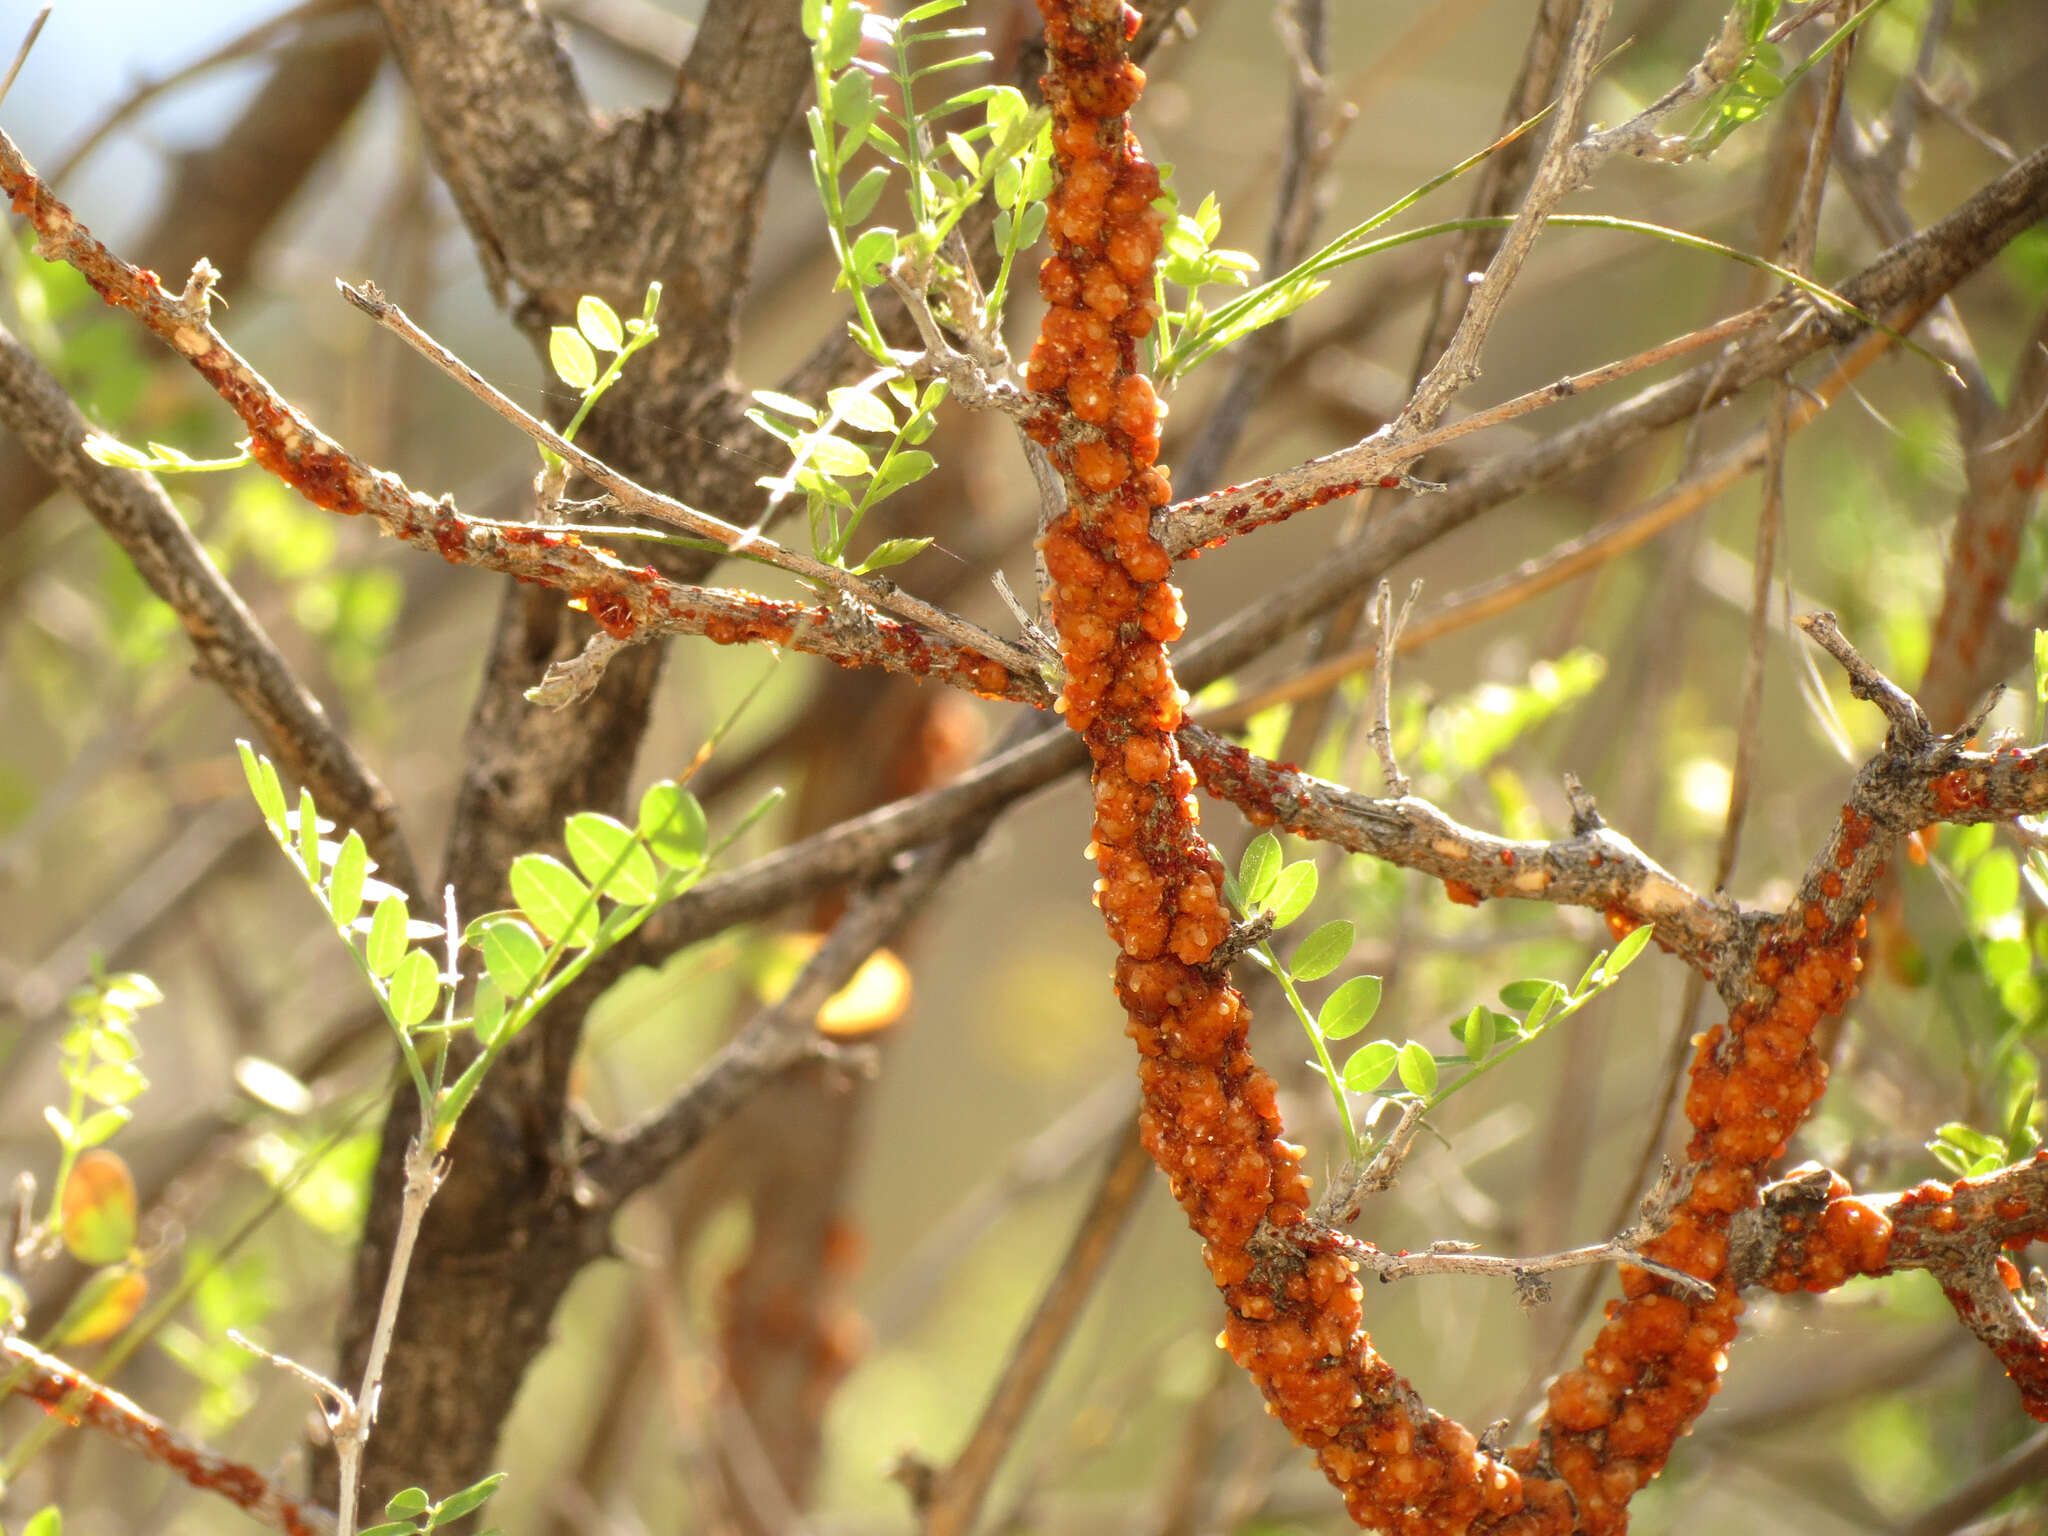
[236,742,725,1148]
[358,1472,505,1536]
[1227,827,1656,1163]
[800,0,1052,361]
[748,374,946,572]
[543,284,663,465]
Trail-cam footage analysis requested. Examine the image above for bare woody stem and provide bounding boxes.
[1,1336,335,1535]
[334,1138,444,1536]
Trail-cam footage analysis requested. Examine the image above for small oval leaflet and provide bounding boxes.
[1342,1039,1397,1093]
[1237,832,1282,907]
[1397,1040,1439,1098]
[1290,919,1354,982]
[509,853,600,946]
[565,811,660,905]
[549,326,597,391]
[386,949,442,1029]
[1265,861,1319,928]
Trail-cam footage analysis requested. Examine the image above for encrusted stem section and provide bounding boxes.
[1028,4,1524,1531]
[1027,7,1905,1534]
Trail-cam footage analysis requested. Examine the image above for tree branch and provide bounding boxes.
[2,1336,336,1536]
[0,317,420,898]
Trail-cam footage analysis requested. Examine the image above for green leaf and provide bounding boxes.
[366,895,410,977]
[386,949,442,1029]
[236,741,288,831]
[328,831,368,931]
[822,0,864,69]
[1318,975,1383,1040]
[900,0,967,24]
[1341,1039,1397,1093]
[549,327,598,391]
[1519,982,1564,1033]
[1238,833,1282,907]
[1265,861,1319,928]
[386,1488,431,1519]
[1289,920,1354,982]
[829,385,896,433]
[2007,1080,2038,1156]
[430,1473,507,1524]
[869,448,936,500]
[576,295,623,353]
[478,918,546,999]
[639,781,708,869]
[831,66,876,124]
[509,854,599,946]
[800,0,825,39]
[564,811,660,904]
[984,83,1028,135]
[849,225,898,285]
[854,536,932,574]
[356,1524,418,1536]
[840,164,891,226]
[1607,923,1655,976]
[73,1106,132,1149]
[1461,1005,1496,1062]
[61,1148,137,1264]
[21,1508,64,1536]
[83,1060,146,1106]
[1397,1040,1439,1098]
[798,432,873,477]
[753,389,821,423]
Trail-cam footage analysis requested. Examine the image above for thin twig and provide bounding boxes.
[0,5,51,111]
[2,1335,336,1535]
[339,282,1042,682]
[1367,579,1421,797]
[333,1137,445,1536]
[1392,0,1614,439]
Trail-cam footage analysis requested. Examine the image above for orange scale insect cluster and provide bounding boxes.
[1528,929,1862,1533]
[1751,1169,1897,1295]
[1030,5,1535,1532]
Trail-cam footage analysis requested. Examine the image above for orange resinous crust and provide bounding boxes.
[1028,4,1522,1531]
[1030,6,1874,1531]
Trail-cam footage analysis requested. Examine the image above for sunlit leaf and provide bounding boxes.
[1341,1039,1397,1092]
[1238,833,1282,907]
[1265,861,1319,928]
[549,327,598,391]
[1319,975,1383,1040]
[53,1266,148,1346]
[366,895,410,977]
[854,536,932,574]
[61,1149,137,1265]
[328,831,368,931]
[639,781,708,870]
[509,853,599,946]
[477,918,546,999]
[564,812,660,905]
[386,949,442,1029]
[1397,1040,1439,1098]
[237,741,287,831]
[1289,920,1354,982]
[576,295,624,353]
